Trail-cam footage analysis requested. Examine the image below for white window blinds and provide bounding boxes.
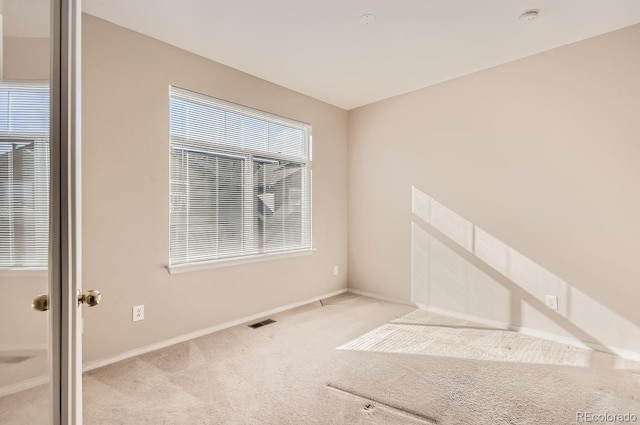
[169,87,312,266]
[0,82,50,268]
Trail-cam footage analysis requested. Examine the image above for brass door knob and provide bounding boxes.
[32,294,49,312]
[78,290,101,307]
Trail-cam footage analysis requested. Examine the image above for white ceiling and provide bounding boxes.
[4,1,640,109]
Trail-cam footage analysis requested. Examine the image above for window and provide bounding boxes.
[169,87,312,267]
[0,83,50,268]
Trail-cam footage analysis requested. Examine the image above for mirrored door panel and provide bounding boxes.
[0,0,52,424]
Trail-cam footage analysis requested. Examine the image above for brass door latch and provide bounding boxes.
[78,290,101,306]
[32,290,102,312]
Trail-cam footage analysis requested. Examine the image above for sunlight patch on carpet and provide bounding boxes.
[338,323,592,367]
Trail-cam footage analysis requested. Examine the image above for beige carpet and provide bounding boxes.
[1,293,639,424]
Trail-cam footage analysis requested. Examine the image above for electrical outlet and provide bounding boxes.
[133,305,144,322]
[333,265,339,276]
[545,295,558,310]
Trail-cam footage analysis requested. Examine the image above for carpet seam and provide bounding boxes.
[326,383,438,424]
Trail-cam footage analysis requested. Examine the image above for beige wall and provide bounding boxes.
[2,36,49,81]
[348,24,640,354]
[81,15,348,363]
[0,274,47,350]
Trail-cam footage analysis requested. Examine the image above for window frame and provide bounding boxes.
[168,87,313,272]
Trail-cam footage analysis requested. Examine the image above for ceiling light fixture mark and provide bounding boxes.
[359,14,376,26]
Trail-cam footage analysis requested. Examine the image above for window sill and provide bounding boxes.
[0,268,48,279]
[167,248,316,275]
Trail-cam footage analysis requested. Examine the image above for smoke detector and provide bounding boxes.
[359,14,376,26]
[519,10,539,25]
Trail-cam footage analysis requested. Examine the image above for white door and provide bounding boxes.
[0,0,85,424]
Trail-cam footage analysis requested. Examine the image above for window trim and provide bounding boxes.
[0,267,47,278]
[167,247,315,274]
[168,87,313,269]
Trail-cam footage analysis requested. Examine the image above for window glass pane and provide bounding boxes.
[225,112,243,149]
[169,87,311,266]
[268,123,303,158]
[169,96,225,146]
[215,155,244,257]
[170,148,244,264]
[169,148,188,262]
[253,159,305,253]
[242,115,268,152]
[170,87,309,161]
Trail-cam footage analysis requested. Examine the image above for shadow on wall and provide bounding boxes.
[410,186,640,360]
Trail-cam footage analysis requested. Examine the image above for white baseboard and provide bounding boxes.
[420,304,511,331]
[0,375,49,399]
[0,288,348,398]
[347,288,418,307]
[421,304,640,363]
[510,325,592,349]
[84,288,348,372]
[0,343,48,352]
[513,325,640,363]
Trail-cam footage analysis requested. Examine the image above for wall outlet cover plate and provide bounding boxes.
[133,305,144,322]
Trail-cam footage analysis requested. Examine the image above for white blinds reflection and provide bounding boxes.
[0,83,50,268]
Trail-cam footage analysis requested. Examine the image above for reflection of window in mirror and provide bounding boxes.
[0,83,50,268]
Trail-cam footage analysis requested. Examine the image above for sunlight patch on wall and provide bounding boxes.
[475,226,568,316]
[410,222,430,307]
[412,186,473,251]
[411,222,511,325]
[410,185,640,357]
